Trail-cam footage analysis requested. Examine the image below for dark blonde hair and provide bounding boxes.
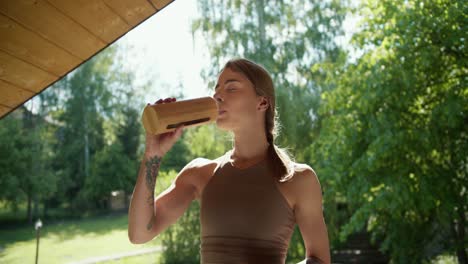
[222,58,296,182]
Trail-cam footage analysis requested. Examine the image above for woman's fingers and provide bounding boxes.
[154,97,176,104]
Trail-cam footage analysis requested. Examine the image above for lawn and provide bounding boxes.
[98,252,162,264]
[0,212,162,264]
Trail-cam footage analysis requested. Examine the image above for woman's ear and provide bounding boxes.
[257,96,269,111]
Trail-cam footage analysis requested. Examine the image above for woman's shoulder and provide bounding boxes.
[186,152,228,171]
[182,152,229,180]
[288,162,321,192]
[277,162,320,210]
[282,161,318,184]
[292,162,315,173]
[182,153,228,200]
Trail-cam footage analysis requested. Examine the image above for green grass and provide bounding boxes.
[0,170,178,264]
[0,213,162,264]
[101,252,162,263]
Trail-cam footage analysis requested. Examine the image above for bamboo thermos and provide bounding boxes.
[142,96,218,135]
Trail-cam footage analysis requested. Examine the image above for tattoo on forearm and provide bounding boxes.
[145,154,163,230]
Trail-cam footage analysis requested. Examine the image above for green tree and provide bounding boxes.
[24,95,60,222]
[316,0,466,262]
[0,114,33,212]
[0,99,58,223]
[85,141,134,209]
[160,201,201,264]
[184,124,230,160]
[53,48,116,210]
[115,106,143,208]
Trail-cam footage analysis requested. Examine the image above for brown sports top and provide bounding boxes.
[200,150,296,264]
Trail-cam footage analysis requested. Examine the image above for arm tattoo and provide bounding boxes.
[145,154,163,230]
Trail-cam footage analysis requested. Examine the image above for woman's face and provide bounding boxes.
[212,67,264,132]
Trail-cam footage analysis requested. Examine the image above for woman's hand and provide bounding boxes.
[144,97,184,158]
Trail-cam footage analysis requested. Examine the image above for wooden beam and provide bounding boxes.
[103,0,157,27]
[0,14,81,76]
[150,0,174,10]
[0,50,56,93]
[0,80,35,108]
[0,0,106,60]
[47,0,130,43]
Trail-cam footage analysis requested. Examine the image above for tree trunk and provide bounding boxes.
[42,199,48,218]
[124,190,129,209]
[27,193,32,223]
[255,0,266,59]
[84,113,90,180]
[455,205,467,264]
[33,195,39,221]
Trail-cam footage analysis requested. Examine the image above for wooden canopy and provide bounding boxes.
[0,0,173,119]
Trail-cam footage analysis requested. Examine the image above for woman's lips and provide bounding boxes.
[218,110,226,115]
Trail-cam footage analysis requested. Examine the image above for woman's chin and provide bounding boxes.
[215,119,231,131]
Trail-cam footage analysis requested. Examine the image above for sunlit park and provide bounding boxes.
[0,0,465,263]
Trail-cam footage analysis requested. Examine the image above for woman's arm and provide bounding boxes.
[128,154,199,244]
[293,167,331,264]
[128,98,190,243]
[128,153,164,243]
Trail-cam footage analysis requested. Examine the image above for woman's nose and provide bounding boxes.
[213,91,223,102]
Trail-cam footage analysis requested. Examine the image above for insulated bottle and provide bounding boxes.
[142,96,218,135]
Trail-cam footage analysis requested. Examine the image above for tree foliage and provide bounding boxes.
[0,101,58,222]
[315,0,467,262]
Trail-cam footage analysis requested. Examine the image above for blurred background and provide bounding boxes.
[0,0,465,263]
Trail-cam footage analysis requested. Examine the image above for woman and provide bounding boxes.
[128,58,330,264]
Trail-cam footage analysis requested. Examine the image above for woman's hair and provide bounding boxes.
[221,58,296,182]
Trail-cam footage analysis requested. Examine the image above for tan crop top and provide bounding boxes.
[200,150,296,264]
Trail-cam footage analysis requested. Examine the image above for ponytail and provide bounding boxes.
[266,132,296,182]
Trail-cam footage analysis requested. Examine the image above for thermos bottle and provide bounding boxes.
[142,96,218,135]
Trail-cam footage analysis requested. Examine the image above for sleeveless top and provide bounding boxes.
[200,150,296,264]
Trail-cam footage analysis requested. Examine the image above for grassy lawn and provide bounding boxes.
[0,212,162,264]
[101,252,162,264]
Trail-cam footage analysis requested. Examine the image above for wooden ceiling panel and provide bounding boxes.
[0,80,35,108]
[47,0,130,43]
[0,50,56,93]
[103,0,157,27]
[0,0,175,119]
[0,0,106,60]
[150,0,174,10]
[0,104,11,117]
[0,14,81,76]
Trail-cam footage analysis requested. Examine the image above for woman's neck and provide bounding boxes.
[230,132,270,163]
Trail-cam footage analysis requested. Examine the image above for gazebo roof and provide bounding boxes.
[0,0,173,119]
